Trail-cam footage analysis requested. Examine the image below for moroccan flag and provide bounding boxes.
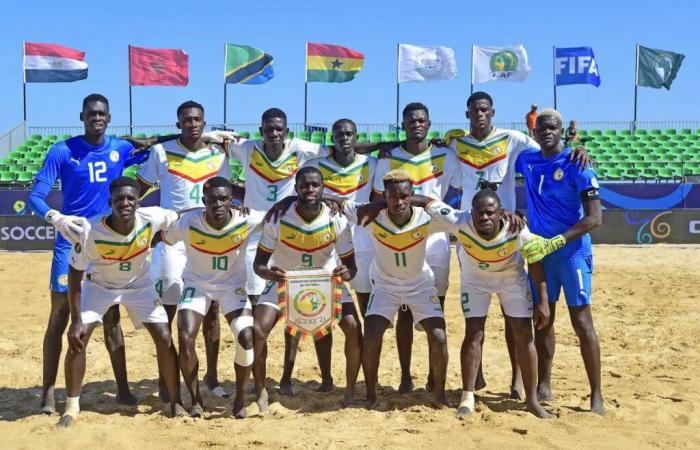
[225,44,274,84]
[306,42,364,83]
[637,45,685,90]
[129,45,188,86]
[23,42,88,83]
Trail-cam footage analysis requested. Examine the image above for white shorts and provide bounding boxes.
[367,277,442,326]
[348,250,372,293]
[258,279,354,311]
[460,271,533,319]
[153,241,187,306]
[81,281,167,329]
[430,264,450,297]
[245,229,267,296]
[177,281,252,316]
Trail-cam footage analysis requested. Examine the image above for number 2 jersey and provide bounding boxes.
[257,202,354,271]
[137,139,231,210]
[161,208,264,290]
[69,207,177,290]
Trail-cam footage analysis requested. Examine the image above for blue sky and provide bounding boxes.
[0,0,697,132]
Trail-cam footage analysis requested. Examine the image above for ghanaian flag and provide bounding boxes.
[306,42,364,83]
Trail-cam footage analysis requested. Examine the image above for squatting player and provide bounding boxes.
[253,167,362,409]
[516,108,605,415]
[343,169,448,409]
[57,177,183,427]
[160,177,262,419]
[137,101,231,398]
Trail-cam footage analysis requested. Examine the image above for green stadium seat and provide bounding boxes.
[133,133,147,138]
[649,129,662,135]
[664,128,677,135]
[596,135,611,142]
[0,164,7,172]
[310,131,324,144]
[253,131,263,140]
[656,134,670,142]
[604,167,624,180]
[610,135,625,142]
[287,131,294,139]
[384,132,397,142]
[237,131,250,139]
[679,128,692,135]
[325,133,334,146]
[622,168,638,179]
[641,154,659,162]
[596,166,607,178]
[603,129,616,136]
[634,129,647,136]
[620,129,632,136]
[399,131,407,141]
[369,132,383,143]
[656,167,675,179]
[427,131,441,140]
[357,132,368,143]
[123,166,138,179]
[15,158,31,165]
[46,134,58,142]
[684,162,700,175]
[296,131,309,141]
[15,171,34,183]
[0,171,16,183]
[24,163,41,173]
[594,154,612,162]
[589,129,602,136]
[578,130,588,137]
[30,134,42,141]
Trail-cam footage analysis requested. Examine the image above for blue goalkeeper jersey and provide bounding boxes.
[515,147,599,260]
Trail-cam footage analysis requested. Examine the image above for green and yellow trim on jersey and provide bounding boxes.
[279,220,336,253]
[164,145,226,183]
[94,221,153,262]
[370,219,428,252]
[388,146,445,186]
[187,220,248,256]
[453,133,510,170]
[249,147,298,183]
[318,159,370,195]
[457,230,518,263]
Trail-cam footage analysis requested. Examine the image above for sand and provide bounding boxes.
[0,245,699,449]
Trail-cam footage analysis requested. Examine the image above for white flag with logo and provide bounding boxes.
[398,44,457,83]
[472,45,531,83]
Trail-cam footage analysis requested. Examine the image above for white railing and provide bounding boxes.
[0,123,27,159]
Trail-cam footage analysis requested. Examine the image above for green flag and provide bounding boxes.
[224,44,274,84]
[637,45,685,90]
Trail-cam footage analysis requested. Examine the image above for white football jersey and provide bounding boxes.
[137,139,231,210]
[70,207,177,290]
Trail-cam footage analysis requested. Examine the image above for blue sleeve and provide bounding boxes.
[30,146,64,218]
[29,179,53,218]
[575,167,599,193]
[125,150,148,167]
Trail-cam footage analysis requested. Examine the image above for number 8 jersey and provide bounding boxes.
[137,139,231,210]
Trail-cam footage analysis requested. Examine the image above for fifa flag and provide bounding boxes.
[23,42,88,83]
[398,44,457,83]
[555,47,601,87]
[129,46,188,86]
[472,45,531,83]
[306,42,364,83]
[637,46,685,90]
[225,44,274,84]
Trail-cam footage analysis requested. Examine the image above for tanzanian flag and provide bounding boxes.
[306,42,364,83]
[225,44,274,84]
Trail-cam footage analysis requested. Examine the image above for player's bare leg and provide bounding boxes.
[425,296,445,392]
[314,334,334,392]
[225,309,254,419]
[145,323,184,418]
[505,316,552,419]
[503,309,523,400]
[362,315,390,409]
[102,305,137,405]
[252,304,279,412]
[280,331,300,396]
[177,309,205,417]
[158,303,178,403]
[337,303,363,406]
[458,317,485,418]
[355,292,371,319]
[41,291,70,414]
[396,307,414,393]
[203,300,226,398]
[421,316,448,409]
[57,322,98,428]
[534,302,557,402]
[569,305,605,415]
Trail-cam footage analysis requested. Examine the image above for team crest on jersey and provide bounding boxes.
[110,150,120,162]
[357,173,365,183]
[553,169,564,181]
[431,163,438,173]
[526,291,532,302]
[58,274,68,286]
[497,247,510,257]
[235,288,246,295]
[136,235,148,248]
[284,164,294,173]
[320,232,333,243]
[430,295,440,304]
[232,234,243,243]
[412,230,424,240]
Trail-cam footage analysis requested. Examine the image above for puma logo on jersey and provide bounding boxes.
[70,157,80,165]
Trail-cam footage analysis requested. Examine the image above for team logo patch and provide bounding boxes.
[526,291,533,302]
[357,173,365,183]
[284,164,294,173]
[110,150,120,162]
[293,288,327,318]
[497,247,510,257]
[440,208,450,216]
[235,287,246,296]
[478,262,490,270]
[74,242,82,254]
[13,200,26,215]
[430,295,440,304]
[232,234,242,243]
[591,177,600,189]
[553,169,565,181]
[431,163,438,173]
[136,235,148,248]
[58,274,68,286]
[411,230,424,240]
[320,233,332,243]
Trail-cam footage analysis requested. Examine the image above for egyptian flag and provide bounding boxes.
[129,45,188,86]
[23,42,88,83]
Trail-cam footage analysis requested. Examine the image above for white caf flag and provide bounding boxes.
[472,45,531,83]
[398,44,457,83]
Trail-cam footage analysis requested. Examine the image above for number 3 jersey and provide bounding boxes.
[161,208,264,290]
[257,202,354,271]
[69,207,178,290]
[137,139,231,210]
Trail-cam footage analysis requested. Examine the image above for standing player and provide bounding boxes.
[411,188,552,419]
[517,109,605,415]
[253,167,362,409]
[160,177,262,419]
[137,101,231,398]
[57,177,183,427]
[29,94,144,414]
[306,118,376,316]
[343,169,449,409]
[372,103,459,393]
[443,91,589,398]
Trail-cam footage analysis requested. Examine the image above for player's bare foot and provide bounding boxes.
[159,378,171,403]
[456,406,472,419]
[316,378,334,393]
[537,383,553,402]
[364,394,378,409]
[189,403,204,418]
[475,373,487,391]
[233,398,247,419]
[510,384,523,400]
[425,374,434,392]
[116,391,139,406]
[40,389,56,415]
[526,401,553,419]
[171,403,187,418]
[591,392,606,415]
[256,388,269,413]
[341,391,357,408]
[204,374,228,398]
[279,378,295,396]
[398,376,414,394]
[431,395,448,409]
[56,415,75,428]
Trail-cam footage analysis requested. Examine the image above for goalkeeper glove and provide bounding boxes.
[46,210,87,244]
[202,130,239,144]
[521,234,566,263]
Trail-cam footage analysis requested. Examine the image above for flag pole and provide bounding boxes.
[633,44,639,131]
[396,43,400,129]
[223,43,227,126]
[128,45,133,135]
[470,44,474,95]
[552,46,558,110]
[304,42,308,130]
[22,42,27,123]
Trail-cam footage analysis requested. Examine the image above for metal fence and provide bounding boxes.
[0,123,27,160]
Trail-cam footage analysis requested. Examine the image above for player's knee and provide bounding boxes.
[177,327,197,349]
[238,327,254,350]
[428,327,447,347]
[340,314,360,335]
